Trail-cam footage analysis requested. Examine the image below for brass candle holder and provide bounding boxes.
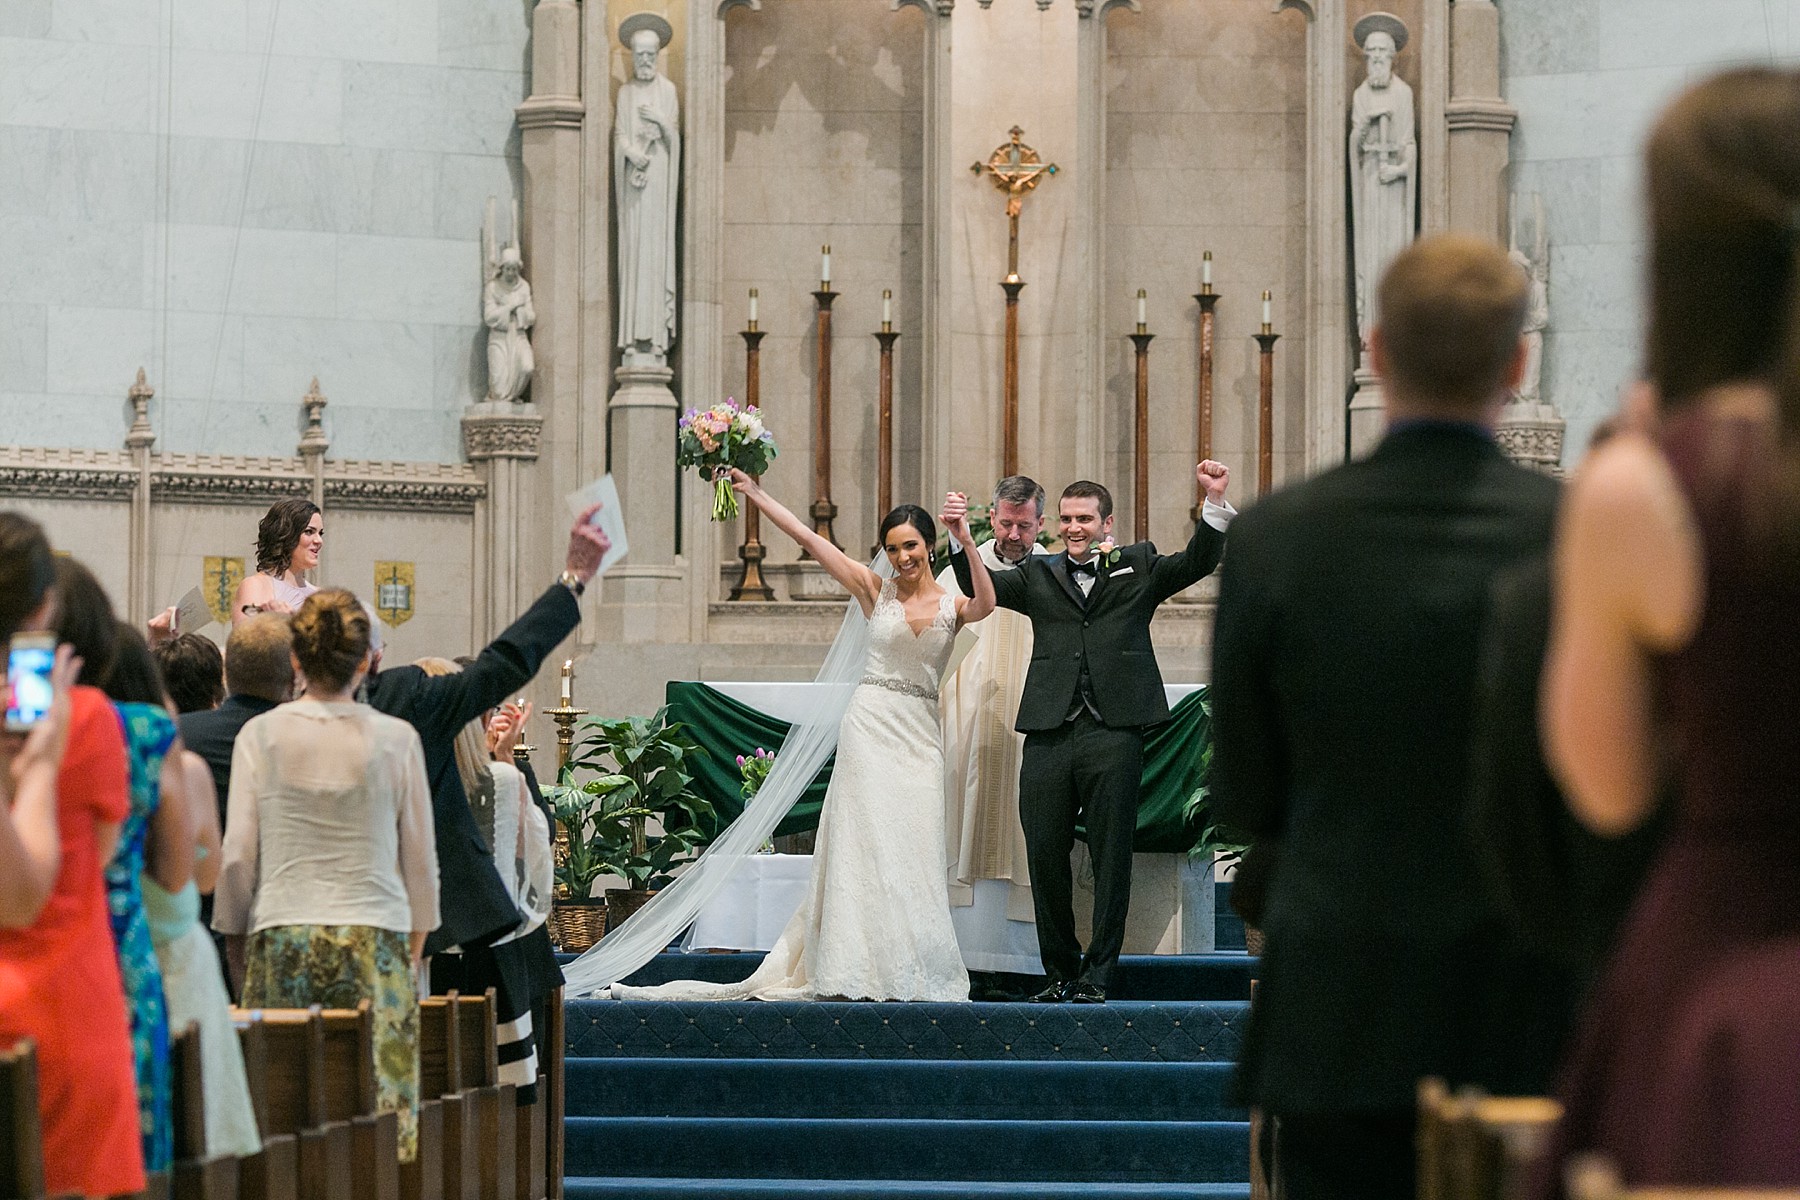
[873,299,900,553]
[1254,291,1281,498]
[1129,297,1155,544]
[807,273,842,552]
[730,307,775,601]
[1193,258,1222,523]
[546,705,589,777]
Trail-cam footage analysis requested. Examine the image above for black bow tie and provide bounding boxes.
[1068,557,1098,579]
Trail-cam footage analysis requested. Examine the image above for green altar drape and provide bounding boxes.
[664,681,1212,853]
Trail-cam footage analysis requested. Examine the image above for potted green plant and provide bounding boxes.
[1181,715,1258,953]
[564,706,715,929]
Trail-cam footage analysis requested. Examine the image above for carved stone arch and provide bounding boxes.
[1272,0,1315,20]
[890,0,952,14]
[1076,0,1141,16]
[717,0,759,16]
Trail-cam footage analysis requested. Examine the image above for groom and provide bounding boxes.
[948,463,1234,1001]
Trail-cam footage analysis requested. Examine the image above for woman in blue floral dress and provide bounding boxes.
[57,563,192,1172]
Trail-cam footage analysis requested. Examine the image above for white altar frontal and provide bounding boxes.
[693,681,1218,973]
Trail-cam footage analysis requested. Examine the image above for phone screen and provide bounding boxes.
[5,636,56,733]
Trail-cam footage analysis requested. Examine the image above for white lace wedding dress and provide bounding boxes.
[612,579,970,1003]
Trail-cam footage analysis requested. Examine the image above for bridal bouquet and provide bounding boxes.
[677,398,778,522]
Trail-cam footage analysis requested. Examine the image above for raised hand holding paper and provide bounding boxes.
[173,586,211,635]
[563,474,630,578]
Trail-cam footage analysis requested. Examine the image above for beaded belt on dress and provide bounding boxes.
[859,675,939,703]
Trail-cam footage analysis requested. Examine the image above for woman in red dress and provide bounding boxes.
[1538,68,1800,1190]
[0,514,145,1197]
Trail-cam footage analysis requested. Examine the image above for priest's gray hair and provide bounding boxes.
[992,475,1046,516]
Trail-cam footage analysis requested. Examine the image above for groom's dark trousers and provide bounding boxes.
[953,517,1225,987]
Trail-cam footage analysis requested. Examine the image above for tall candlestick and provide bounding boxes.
[730,322,775,601]
[821,244,831,287]
[882,289,893,330]
[748,287,758,328]
[1255,324,1282,498]
[1261,289,1273,330]
[560,659,572,705]
[1202,251,1213,289]
[1192,282,1223,521]
[875,324,901,549]
[1130,327,1155,543]
[808,286,842,550]
[1136,288,1147,331]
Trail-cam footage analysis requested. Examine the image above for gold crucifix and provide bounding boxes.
[972,126,1058,281]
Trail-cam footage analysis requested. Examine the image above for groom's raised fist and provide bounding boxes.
[940,490,969,529]
[1196,460,1230,503]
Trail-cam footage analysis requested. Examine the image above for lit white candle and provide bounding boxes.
[748,288,758,324]
[821,244,831,286]
[1262,290,1272,327]
[1136,289,1147,328]
[882,289,893,326]
[1202,251,1213,287]
[560,659,572,705]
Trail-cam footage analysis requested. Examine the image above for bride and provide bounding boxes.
[610,470,995,1002]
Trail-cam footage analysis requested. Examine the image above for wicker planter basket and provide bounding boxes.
[1244,925,1266,957]
[605,887,658,927]
[550,899,607,953]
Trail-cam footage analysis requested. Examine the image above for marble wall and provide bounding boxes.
[717,1,925,565]
[0,0,530,465]
[1104,3,1309,549]
[1501,0,1800,462]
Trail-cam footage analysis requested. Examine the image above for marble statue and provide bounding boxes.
[615,12,680,369]
[1349,12,1417,357]
[484,245,536,404]
[1510,246,1548,404]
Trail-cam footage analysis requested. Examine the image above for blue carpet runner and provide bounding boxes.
[563,950,1256,1199]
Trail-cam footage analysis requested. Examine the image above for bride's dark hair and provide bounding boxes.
[878,505,937,562]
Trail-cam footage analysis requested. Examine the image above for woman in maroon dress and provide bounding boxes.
[1538,67,1800,1190]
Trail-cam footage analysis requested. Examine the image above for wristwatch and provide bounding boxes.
[558,569,586,597]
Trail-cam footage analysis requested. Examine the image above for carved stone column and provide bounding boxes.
[1073,0,1139,484]
[517,0,589,595]
[1277,0,1352,473]
[901,0,955,506]
[463,402,546,644]
[1445,0,1514,240]
[125,368,155,624]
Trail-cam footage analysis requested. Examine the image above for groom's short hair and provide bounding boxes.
[1376,233,1528,413]
[993,475,1046,515]
[1061,480,1113,521]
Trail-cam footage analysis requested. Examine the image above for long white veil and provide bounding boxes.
[559,556,889,997]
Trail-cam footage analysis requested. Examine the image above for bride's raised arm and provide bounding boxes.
[725,469,883,614]
[940,492,994,627]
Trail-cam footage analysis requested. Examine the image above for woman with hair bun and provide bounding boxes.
[230,497,323,626]
[214,588,438,1160]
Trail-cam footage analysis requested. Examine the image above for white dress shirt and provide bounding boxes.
[213,700,440,938]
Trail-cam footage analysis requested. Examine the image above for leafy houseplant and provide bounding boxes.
[556,707,715,927]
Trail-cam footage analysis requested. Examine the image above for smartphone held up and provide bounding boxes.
[5,632,56,732]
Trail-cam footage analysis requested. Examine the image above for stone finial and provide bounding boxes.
[298,377,330,457]
[125,367,156,450]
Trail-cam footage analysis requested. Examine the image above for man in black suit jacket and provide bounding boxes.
[367,508,609,956]
[950,465,1232,1001]
[178,612,294,834]
[1210,234,1560,1200]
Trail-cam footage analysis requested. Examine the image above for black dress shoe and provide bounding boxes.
[1069,981,1107,1004]
[1027,980,1072,1003]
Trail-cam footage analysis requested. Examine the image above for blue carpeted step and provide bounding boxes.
[562,951,1258,1002]
[564,1116,1250,1182]
[566,1058,1245,1121]
[566,999,1247,1062]
[566,1179,1252,1200]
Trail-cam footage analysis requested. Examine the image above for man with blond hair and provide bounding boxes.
[1211,234,1560,1199]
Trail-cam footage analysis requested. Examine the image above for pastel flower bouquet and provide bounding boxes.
[677,398,778,522]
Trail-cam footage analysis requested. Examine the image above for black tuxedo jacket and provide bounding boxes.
[1210,422,1559,1109]
[952,520,1224,732]
[367,583,580,955]
[181,694,279,833]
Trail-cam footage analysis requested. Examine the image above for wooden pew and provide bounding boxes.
[544,987,564,1200]
[417,991,514,1200]
[232,1016,299,1200]
[170,1022,239,1200]
[1,1039,45,1200]
[316,1005,399,1200]
[1418,1077,1561,1200]
[1564,1156,1800,1200]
